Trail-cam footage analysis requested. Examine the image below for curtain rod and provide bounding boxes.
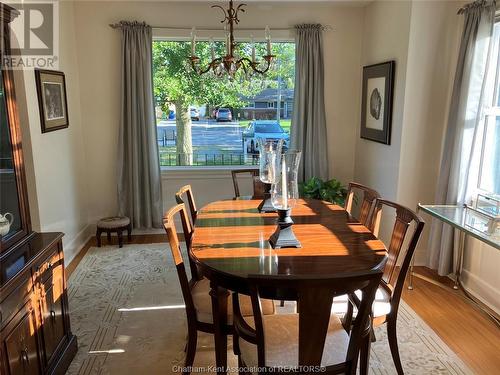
[109,24,333,32]
[457,0,497,15]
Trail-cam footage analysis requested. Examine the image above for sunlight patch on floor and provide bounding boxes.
[88,349,125,354]
[118,304,185,312]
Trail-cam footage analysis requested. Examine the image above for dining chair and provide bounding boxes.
[175,185,199,280]
[175,185,198,225]
[163,204,276,374]
[344,182,381,234]
[232,269,384,375]
[231,168,266,199]
[343,199,424,375]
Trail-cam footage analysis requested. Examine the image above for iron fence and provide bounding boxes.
[157,129,177,146]
[159,152,259,167]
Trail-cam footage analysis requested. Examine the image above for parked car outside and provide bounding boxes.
[216,107,233,122]
[242,120,290,153]
[190,108,200,121]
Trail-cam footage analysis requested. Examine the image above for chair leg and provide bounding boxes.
[371,328,377,342]
[238,356,250,375]
[96,228,102,247]
[107,231,112,244]
[342,299,354,332]
[184,328,197,374]
[359,333,371,375]
[387,318,404,375]
[117,230,124,248]
[233,330,240,356]
[127,223,132,241]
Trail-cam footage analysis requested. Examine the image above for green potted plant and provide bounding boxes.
[299,177,348,206]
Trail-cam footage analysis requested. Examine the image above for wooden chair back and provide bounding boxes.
[175,185,197,225]
[233,270,384,373]
[344,182,381,233]
[162,204,197,320]
[231,168,266,199]
[370,199,424,309]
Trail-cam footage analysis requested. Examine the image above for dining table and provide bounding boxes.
[190,198,388,374]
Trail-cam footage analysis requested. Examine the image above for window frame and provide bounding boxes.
[152,32,295,171]
[476,19,500,195]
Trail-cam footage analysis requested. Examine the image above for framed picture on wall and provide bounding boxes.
[35,69,69,133]
[360,61,395,145]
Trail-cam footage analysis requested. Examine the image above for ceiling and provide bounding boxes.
[69,0,374,5]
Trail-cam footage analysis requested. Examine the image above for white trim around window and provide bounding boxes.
[153,28,294,42]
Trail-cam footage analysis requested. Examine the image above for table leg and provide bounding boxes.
[409,204,421,291]
[454,230,466,290]
[209,281,229,375]
[408,254,416,290]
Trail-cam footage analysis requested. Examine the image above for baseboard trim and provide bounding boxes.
[63,224,93,266]
[460,269,500,315]
[66,236,94,279]
[413,248,428,266]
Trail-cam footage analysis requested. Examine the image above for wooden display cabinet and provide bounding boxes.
[0,3,77,374]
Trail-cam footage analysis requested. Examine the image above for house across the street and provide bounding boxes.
[237,88,294,120]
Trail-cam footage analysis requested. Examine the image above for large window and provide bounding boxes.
[475,22,500,195]
[152,40,295,167]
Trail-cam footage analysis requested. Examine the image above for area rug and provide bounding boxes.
[66,244,472,375]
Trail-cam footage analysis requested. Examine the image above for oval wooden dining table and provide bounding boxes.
[190,198,388,374]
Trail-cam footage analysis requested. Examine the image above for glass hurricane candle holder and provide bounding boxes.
[257,138,284,212]
[269,150,302,248]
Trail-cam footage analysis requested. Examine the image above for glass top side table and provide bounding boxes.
[413,204,500,326]
[417,204,500,250]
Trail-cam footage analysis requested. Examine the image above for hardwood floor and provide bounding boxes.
[403,267,500,375]
[66,236,500,374]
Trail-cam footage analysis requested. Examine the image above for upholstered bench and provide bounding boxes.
[96,216,132,248]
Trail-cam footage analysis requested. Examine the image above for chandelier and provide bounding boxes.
[189,0,275,77]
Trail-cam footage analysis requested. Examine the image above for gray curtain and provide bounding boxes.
[427,0,496,275]
[117,21,163,229]
[290,24,329,182]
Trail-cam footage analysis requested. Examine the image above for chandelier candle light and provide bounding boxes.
[269,150,302,249]
[258,139,284,212]
[189,0,276,77]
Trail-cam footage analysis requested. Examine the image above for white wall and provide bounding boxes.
[71,0,365,220]
[352,0,412,245]
[398,0,463,265]
[354,0,454,258]
[398,0,460,210]
[353,0,499,312]
[401,0,500,314]
[354,0,411,200]
[462,237,500,313]
[14,1,90,264]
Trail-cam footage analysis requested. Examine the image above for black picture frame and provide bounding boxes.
[35,69,69,133]
[360,61,395,145]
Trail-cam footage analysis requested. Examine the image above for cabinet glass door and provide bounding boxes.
[0,70,23,242]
